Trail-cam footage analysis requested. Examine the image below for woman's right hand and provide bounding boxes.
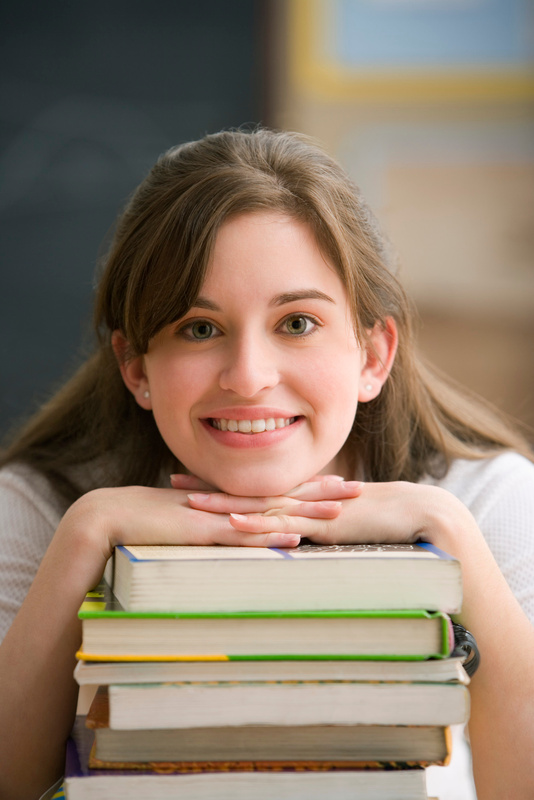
[62,483,302,577]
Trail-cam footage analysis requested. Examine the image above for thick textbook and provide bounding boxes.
[77,584,453,661]
[64,717,429,800]
[74,654,469,686]
[111,542,462,613]
[98,680,470,730]
[87,686,452,767]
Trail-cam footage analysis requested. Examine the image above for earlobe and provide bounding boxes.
[111,330,152,410]
[358,318,398,402]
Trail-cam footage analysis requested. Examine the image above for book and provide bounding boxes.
[74,653,469,686]
[77,583,454,661]
[111,542,462,613]
[64,717,430,800]
[86,685,453,766]
[95,680,470,730]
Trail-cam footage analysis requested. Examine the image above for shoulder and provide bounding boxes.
[0,463,69,528]
[0,464,70,643]
[422,452,534,621]
[421,452,534,517]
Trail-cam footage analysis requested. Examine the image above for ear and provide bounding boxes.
[111,330,152,410]
[358,317,398,403]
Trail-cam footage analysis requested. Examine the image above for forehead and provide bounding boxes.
[201,212,346,301]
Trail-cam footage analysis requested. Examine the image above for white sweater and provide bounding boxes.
[1,452,534,799]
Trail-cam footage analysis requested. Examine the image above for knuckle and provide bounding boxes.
[278,514,293,530]
[318,519,336,544]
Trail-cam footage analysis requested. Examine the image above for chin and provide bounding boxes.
[211,470,307,498]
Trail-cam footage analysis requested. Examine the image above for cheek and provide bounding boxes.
[148,355,208,406]
[303,349,361,414]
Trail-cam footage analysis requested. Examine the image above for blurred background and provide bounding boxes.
[1,0,533,440]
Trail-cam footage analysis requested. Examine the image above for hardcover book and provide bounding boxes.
[96,680,470,730]
[86,685,453,767]
[64,717,430,800]
[77,583,454,661]
[74,654,469,686]
[110,542,462,614]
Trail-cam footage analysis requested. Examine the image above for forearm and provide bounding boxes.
[0,482,301,799]
[217,478,534,797]
[0,503,109,800]
[423,494,534,800]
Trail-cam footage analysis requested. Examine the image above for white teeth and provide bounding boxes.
[211,417,295,433]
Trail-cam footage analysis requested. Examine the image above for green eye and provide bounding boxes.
[191,321,214,339]
[285,316,314,335]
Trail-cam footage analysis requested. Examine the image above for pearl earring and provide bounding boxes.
[365,384,373,392]
[143,390,150,399]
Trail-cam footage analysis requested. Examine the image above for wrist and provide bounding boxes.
[416,485,484,559]
[49,489,116,591]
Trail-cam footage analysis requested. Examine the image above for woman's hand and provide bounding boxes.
[67,483,305,568]
[214,480,473,548]
[178,474,364,538]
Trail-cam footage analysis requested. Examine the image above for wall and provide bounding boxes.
[272,0,534,431]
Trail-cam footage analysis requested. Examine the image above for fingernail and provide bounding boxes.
[320,501,342,508]
[187,493,210,503]
[171,474,193,483]
[342,481,363,490]
[281,534,301,547]
[230,513,249,522]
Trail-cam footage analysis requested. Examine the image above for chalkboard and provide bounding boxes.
[0,1,266,437]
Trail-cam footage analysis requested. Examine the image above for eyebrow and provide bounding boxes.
[270,289,336,307]
[191,289,336,312]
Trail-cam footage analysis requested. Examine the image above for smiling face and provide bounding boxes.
[121,212,392,495]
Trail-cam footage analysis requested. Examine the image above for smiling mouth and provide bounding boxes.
[208,417,299,434]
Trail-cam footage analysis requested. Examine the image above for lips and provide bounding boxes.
[209,417,296,433]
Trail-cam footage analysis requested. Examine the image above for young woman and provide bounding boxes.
[0,129,533,800]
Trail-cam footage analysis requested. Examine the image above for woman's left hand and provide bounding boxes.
[176,473,479,550]
[224,480,469,547]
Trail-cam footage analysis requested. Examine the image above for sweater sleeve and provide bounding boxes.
[0,466,66,644]
[425,452,534,624]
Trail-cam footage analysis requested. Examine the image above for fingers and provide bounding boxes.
[219,529,301,549]
[307,474,345,482]
[186,492,301,514]
[186,480,363,513]
[286,479,363,501]
[263,501,342,519]
[229,511,331,539]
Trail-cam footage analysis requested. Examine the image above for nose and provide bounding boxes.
[219,332,280,397]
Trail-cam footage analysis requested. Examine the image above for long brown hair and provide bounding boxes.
[2,128,531,503]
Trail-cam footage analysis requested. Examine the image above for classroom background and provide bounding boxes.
[1,0,533,439]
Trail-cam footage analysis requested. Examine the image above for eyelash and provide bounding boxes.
[176,314,321,342]
[278,314,320,337]
[176,319,222,342]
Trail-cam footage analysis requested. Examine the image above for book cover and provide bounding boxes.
[77,582,454,661]
[74,654,469,686]
[64,717,429,800]
[86,686,452,767]
[111,541,462,613]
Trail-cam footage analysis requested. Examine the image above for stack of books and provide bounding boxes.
[65,542,469,799]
